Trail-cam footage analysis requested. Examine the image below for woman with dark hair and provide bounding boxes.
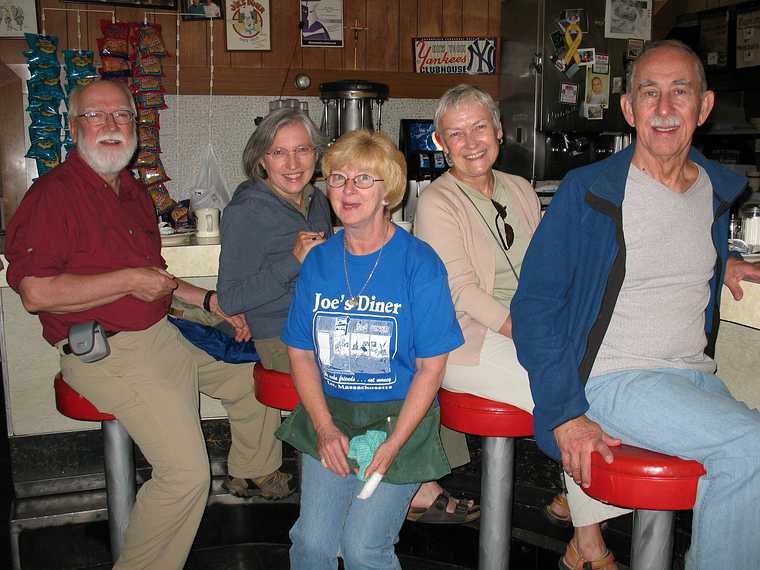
[217,107,332,499]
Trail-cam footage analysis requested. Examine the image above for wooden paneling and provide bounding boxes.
[462,0,490,36]
[418,0,443,36]
[398,0,419,72]
[163,66,497,98]
[179,19,209,66]
[367,0,400,71]
[488,0,501,37]
[442,0,463,37]
[262,0,301,70]
[0,0,502,99]
[301,46,326,70]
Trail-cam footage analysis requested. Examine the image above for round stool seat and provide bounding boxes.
[585,444,706,510]
[54,373,114,421]
[439,389,533,437]
[254,364,300,411]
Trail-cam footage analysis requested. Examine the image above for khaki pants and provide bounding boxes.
[60,318,282,570]
[254,337,291,373]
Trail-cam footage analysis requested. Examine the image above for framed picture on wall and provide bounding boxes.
[182,0,223,21]
[0,0,38,37]
[64,0,177,8]
[225,0,270,51]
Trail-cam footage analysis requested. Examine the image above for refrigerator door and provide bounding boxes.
[539,0,629,134]
[500,0,631,181]
[500,0,543,180]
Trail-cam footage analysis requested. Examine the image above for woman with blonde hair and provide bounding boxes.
[278,130,464,568]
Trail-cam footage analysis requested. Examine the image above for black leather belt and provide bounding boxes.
[61,330,120,354]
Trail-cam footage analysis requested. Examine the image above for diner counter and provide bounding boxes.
[1,240,759,436]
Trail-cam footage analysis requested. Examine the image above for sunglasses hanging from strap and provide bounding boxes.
[456,184,520,282]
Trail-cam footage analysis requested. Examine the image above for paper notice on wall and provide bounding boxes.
[300,0,343,47]
[604,0,651,41]
[737,9,760,69]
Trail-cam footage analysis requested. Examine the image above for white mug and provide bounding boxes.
[195,207,220,237]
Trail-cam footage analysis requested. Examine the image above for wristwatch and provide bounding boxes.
[203,290,216,312]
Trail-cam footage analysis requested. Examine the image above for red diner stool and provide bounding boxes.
[253,363,300,411]
[438,389,534,570]
[54,374,136,561]
[584,444,706,570]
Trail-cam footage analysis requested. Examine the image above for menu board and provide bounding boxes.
[737,8,760,69]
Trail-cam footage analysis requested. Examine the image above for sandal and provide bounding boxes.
[559,541,617,570]
[406,491,480,524]
[543,493,573,528]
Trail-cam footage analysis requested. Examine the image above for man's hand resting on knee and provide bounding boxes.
[554,416,621,488]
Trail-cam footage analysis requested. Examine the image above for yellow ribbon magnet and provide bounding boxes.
[563,23,583,66]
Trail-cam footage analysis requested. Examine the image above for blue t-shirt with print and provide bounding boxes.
[282,227,463,403]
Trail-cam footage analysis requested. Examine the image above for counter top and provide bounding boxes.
[0,236,221,287]
[1,240,760,329]
[160,237,220,278]
[720,281,760,329]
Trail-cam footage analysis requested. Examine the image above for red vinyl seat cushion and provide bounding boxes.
[54,373,115,422]
[254,364,300,411]
[584,444,706,510]
[438,388,534,437]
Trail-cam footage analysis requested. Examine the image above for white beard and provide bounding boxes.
[77,130,137,177]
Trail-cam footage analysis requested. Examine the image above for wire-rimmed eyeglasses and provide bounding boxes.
[265,145,317,160]
[326,173,384,190]
[491,199,515,251]
[77,110,135,125]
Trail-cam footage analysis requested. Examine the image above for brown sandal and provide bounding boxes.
[559,541,616,570]
[406,491,480,524]
[543,493,573,528]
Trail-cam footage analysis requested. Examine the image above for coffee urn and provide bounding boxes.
[319,80,389,143]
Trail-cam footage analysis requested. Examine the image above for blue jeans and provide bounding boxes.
[289,454,420,570]
[586,368,760,570]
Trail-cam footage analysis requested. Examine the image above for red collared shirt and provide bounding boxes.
[5,149,170,345]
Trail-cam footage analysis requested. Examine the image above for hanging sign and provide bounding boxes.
[226,0,270,51]
[300,0,343,47]
[0,0,37,36]
[413,37,496,75]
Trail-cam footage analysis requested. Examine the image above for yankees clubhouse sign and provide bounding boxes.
[413,37,497,75]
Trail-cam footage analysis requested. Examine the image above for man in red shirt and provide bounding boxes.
[5,79,292,569]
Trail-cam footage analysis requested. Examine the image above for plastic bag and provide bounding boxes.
[189,144,231,210]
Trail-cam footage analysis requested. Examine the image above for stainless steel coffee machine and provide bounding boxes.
[319,80,389,143]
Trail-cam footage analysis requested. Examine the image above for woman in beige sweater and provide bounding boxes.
[415,85,540,409]
[415,85,619,570]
